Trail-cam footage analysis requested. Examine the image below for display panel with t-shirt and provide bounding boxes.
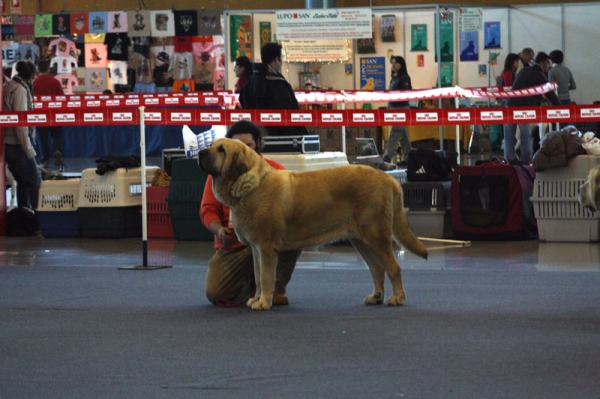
[48,37,77,57]
[104,33,131,61]
[50,55,78,74]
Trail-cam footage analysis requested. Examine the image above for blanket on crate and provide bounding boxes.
[532,126,585,171]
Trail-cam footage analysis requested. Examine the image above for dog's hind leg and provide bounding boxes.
[351,237,393,305]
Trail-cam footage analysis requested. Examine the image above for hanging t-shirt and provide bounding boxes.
[34,14,53,37]
[108,61,128,85]
[174,36,193,53]
[52,14,71,35]
[17,43,40,63]
[168,52,195,81]
[107,11,128,33]
[174,10,199,36]
[131,36,151,59]
[55,74,79,93]
[153,64,173,88]
[128,52,154,84]
[104,33,131,61]
[50,56,78,75]
[127,10,151,37]
[85,43,107,68]
[150,10,175,37]
[48,37,77,57]
[150,45,174,67]
[85,68,108,92]
[88,12,108,34]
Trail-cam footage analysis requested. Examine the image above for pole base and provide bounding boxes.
[118,265,173,270]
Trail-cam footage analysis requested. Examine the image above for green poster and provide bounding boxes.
[434,12,454,62]
[230,15,252,60]
[439,62,453,87]
[259,22,271,46]
[411,24,427,51]
[34,14,53,37]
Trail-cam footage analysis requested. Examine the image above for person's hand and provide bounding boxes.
[217,226,236,246]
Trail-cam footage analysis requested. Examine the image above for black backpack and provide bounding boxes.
[6,207,39,236]
[407,148,454,182]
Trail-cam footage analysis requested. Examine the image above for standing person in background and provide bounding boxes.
[4,61,41,209]
[239,42,308,136]
[516,47,535,74]
[32,61,65,169]
[548,50,577,105]
[382,55,412,167]
[503,52,560,163]
[233,56,252,94]
[500,53,520,88]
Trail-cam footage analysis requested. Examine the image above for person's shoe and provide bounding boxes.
[272,293,289,306]
[54,150,63,166]
[378,161,396,171]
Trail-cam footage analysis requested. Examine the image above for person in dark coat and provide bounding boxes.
[239,42,308,136]
[503,51,560,163]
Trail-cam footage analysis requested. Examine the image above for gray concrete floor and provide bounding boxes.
[2,154,600,397]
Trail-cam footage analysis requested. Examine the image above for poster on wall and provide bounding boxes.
[459,31,478,61]
[284,40,349,62]
[439,62,453,87]
[416,54,424,67]
[229,15,252,60]
[2,16,14,40]
[357,14,376,54]
[411,24,427,51]
[380,14,396,42]
[275,7,371,40]
[434,12,454,63]
[484,21,501,49]
[10,0,20,15]
[359,57,386,90]
[459,8,482,32]
[260,22,271,46]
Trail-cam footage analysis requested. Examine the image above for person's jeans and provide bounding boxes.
[504,123,533,162]
[37,126,63,162]
[5,144,41,209]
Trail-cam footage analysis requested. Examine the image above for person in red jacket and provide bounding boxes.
[200,120,302,307]
[32,61,65,169]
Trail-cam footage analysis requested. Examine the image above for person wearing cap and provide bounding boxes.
[199,120,301,307]
[4,61,41,209]
[503,52,560,163]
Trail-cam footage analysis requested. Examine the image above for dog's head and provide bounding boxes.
[199,138,271,204]
[579,165,600,213]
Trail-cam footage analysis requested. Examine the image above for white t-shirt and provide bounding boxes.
[107,61,128,85]
[168,52,195,80]
[50,56,79,75]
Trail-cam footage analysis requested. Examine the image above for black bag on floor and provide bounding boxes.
[6,207,39,236]
[407,148,454,182]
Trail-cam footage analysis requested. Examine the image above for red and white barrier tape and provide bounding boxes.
[2,104,599,128]
[30,83,555,108]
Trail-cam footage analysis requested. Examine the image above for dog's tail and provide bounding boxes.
[392,184,428,260]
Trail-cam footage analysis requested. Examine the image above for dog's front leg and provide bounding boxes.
[250,246,278,311]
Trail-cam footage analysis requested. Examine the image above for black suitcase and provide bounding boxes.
[262,135,320,154]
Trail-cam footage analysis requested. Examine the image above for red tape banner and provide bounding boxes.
[1,105,599,128]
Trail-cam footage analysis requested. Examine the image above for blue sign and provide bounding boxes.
[359,57,386,91]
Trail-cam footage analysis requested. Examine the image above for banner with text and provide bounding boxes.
[275,7,371,40]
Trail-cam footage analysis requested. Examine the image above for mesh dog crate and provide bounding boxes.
[401,181,452,238]
[78,166,159,238]
[531,155,600,242]
[38,178,81,237]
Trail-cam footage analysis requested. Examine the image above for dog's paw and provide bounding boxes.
[363,293,384,305]
[246,297,259,307]
[272,293,289,306]
[251,300,272,311]
[387,293,406,306]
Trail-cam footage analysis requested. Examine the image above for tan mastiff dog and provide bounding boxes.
[198,138,428,310]
[579,165,600,213]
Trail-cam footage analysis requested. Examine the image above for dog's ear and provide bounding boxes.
[229,150,259,198]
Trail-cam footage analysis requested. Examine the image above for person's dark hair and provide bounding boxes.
[390,55,408,77]
[261,42,283,64]
[37,61,50,73]
[549,49,564,64]
[503,53,520,72]
[534,51,551,65]
[225,120,264,153]
[235,56,252,78]
[15,61,35,80]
